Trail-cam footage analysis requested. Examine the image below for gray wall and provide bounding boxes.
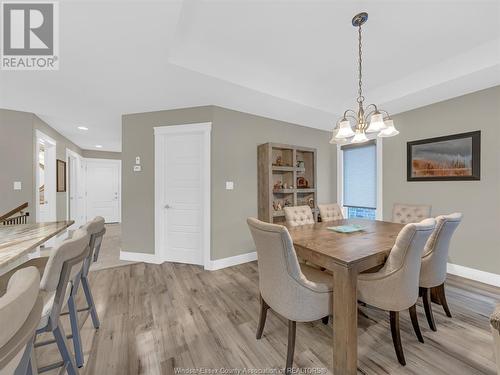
[0,108,82,221]
[82,150,122,160]
[122,106,336,259]
[383,86,500,274]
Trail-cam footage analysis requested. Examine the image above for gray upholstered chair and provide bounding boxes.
[491,304,500,374]
[358,218,436,366]
[284,205,315,226]
[318,203,344,222]
[63,216,106,367]
[247,218,332,373]
[0,267,42,375]
[33,228,90,375]
[392,203,431,224]
[419,213,462,331]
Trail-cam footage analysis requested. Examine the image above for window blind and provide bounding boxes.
[343,142,377,209]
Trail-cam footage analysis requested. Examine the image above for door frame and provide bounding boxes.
[35,129,57,223]
[66,148,85,227]
[84,158,122,223]
[154,122,212,268]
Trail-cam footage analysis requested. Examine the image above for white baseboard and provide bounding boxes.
[447,263,500,287]
[205,251,257,271]
[120,251,163,264]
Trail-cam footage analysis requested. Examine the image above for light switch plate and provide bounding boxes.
[133,165,142,172]
[135,156,141,165]
[13,181,22,190]
[225,181,234,190]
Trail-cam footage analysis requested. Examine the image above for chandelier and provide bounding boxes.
[330,12,399,145]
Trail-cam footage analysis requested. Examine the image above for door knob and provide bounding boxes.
[165,204,171,209]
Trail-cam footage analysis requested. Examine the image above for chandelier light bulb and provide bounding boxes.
[366,112,386,133]
[378,119,399,137]
[335,119,355,139]
[351,130,370,144]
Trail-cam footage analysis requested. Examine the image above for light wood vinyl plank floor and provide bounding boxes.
[36,262,499,375]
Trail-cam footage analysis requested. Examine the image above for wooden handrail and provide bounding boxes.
[0,202,29,221]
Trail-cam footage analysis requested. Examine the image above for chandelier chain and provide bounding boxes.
[357,25,363,104]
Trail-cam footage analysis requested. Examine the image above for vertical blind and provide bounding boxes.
[343,142,377,209]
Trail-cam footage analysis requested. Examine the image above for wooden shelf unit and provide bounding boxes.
[258,143,317,223]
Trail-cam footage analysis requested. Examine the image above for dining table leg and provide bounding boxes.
[332,264,359,375]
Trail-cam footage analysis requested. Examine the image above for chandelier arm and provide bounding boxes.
[343,109,357,119]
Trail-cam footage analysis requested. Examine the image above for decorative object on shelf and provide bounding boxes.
[284,199,292,207]
[273,201,283,211]
[329,12,399,145]
[56,159,66,192]
[296,177,309,188]
[307,197,314,209]
[407,131,480,181]
[274,156,283,166]
[273,181,282,190]
[297,160,305,168]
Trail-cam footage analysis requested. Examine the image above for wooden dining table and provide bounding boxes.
[0,221,74,276]
[286,218,404,375]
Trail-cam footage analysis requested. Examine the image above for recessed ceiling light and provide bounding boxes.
[95,144,103,148]
[77,126,88,131]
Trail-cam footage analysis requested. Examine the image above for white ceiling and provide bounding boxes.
[1,0,499,152]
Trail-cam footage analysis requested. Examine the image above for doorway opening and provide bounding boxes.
[35,130,57,223]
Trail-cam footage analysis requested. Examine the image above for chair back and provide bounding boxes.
[284,205,314,226]
[392,203,431,224]
[80,216,106,274]
[318,203,343,222]
[41,228,90,326]
[379,218,436,309]
[247,218,307,314]
[420,213,462,288]
[0,267,42,374]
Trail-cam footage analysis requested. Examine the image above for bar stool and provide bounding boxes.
[33,228,90,375]
[63,216,105,367]
[0,267,42,375]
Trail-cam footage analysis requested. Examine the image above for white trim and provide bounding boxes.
[447,263,500,287]
[120,251,163,264]
[65,148,84,227]
[84,158,122,223]
[35,129,57,223]
[154,122,212,269]
[205,252,257,271]
[336,135,383,219]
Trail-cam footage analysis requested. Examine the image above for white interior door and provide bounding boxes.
[67,149,85,227]
[155,123,211,266]
[86,159,121,223]
[35,130,56,223]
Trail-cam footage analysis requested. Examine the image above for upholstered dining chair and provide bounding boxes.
[491,304,500,374]
[392,203,431,224]
[284,205,315,226]
[247,218,332,373]
[419,213,462,331]
[33,228,90,375]
[358,218,436,366]
[0,267,42,375]
[318,203,344,222]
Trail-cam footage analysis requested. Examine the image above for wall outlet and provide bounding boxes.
[133,165,142,172]
[225,181,234,190]
[135,156,141,165]
[13,181,22,190]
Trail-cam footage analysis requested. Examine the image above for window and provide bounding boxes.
[342,141,377,220]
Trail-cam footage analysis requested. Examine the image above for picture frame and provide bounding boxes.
[407,131,480,181]
[56,159,67,192]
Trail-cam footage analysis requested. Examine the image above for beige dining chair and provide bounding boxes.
[358,218,436,366]
[392,203,431,224]
[419,213,462,331]
[284,205,315,226]
[0,267,42,375]
[491,304,500,374]
[247,218,332,373]
[318,203,344,222]
[33,228,90,375]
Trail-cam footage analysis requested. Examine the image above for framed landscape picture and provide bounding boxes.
[407,131,480,181]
